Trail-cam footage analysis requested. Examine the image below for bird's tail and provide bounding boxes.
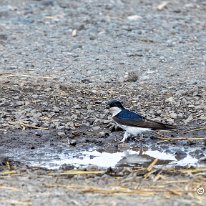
[147,119,176,130]
[162,123,176,130]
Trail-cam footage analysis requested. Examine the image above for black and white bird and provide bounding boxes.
[107,100,176,142]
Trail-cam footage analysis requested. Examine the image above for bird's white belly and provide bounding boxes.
[118,124,151,136]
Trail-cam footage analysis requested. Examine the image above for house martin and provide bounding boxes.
[107,100,176,142]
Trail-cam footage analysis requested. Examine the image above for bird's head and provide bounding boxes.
[106,100,124,116]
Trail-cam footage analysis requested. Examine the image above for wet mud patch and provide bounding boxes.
[1,128,205,171]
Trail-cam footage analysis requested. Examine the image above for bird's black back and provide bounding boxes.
[113,109,176,130]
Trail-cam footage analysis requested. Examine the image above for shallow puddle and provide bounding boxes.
[1,129,206,170]
[3,144,204,170]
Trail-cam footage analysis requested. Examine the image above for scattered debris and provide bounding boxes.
[127,15,142,21]
[72,29,77,37]
[156,2,169,11]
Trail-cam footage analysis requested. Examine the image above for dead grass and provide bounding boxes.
[0,170,17,176]
[0,198,32,205]
[48,170,105,176]
[0,167,205,205]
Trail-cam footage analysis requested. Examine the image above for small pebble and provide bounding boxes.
[69,139,77,146]
[57,131,65,137]
[124,71,139,82]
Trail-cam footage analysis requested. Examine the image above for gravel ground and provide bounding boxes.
[0,0,206,85]
[0,0,206,205]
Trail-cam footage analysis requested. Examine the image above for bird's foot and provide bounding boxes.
[120,137,127,143]
[120,132,130,143]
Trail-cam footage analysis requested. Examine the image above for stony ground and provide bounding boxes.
[1,0,206,85]
[0,0,206,205]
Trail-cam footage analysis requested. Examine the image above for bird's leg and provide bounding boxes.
[139,133,144,155]
[120,131,129,142]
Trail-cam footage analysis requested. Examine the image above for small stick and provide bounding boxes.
[156,137,205,141]
[147,158,159,172]
[19,122,48,130]
[49,170,105,176]
[185,126,206,133]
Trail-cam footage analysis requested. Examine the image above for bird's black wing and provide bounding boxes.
[113,109,175,130]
